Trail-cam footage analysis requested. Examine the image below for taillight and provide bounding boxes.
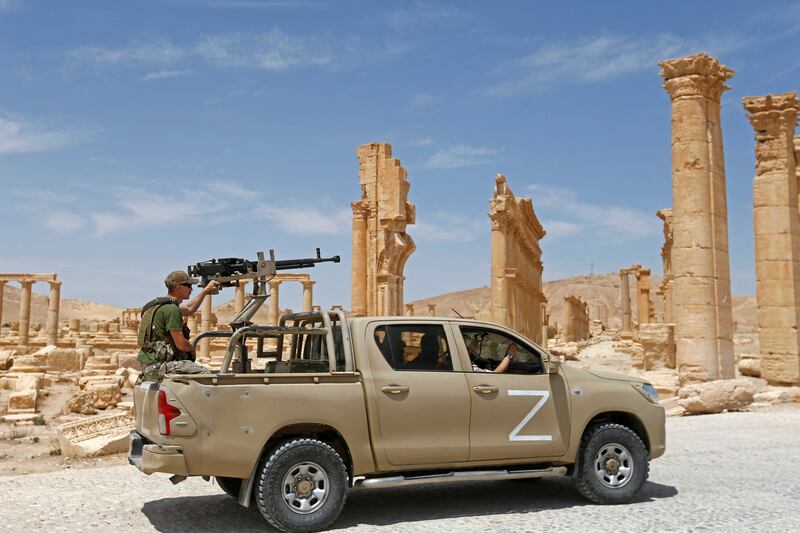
[157,390,181,435]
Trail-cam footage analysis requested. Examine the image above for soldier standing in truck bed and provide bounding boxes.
[137,270,220,380]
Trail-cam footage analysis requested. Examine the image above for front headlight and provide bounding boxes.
[632,382,659,404]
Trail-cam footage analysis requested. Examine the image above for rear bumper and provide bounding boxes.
[128,431,189,476]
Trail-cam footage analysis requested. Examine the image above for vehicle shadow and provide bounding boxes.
[141,479,678,532]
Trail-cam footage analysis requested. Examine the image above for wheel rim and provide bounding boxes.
[281,461,329,514]
[593,442,633,489]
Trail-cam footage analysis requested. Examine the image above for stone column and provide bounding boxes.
[268,280,281,325]
[660,53,736,384]
[302,281,315,312]
[351,202,368,317]
[188,315,198,337]
[0,279,6,338]
[540,303,549,348]
[636,268,651,327]
[744,92,800,384]
[620,270,632,333]
[234,282,247,314]
[46,280,62,346]
[404,303,414,316]
[18,279,34,346]
[69,319,80,334]
[427,303,436,316]
[199,294,212,361]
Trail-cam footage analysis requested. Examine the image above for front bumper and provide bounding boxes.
[128,430,189,476]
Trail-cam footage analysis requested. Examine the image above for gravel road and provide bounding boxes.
[3,408,799,532]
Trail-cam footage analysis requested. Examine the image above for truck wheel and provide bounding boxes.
[574,423,649,504]
[215,476,241,499]
[255,438,348,533]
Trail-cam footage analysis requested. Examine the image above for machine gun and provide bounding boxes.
[188,248,340,373]
[187,248,340,288]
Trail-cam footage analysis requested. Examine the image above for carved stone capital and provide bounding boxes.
[659,53,734,101]
[743,92,799,137]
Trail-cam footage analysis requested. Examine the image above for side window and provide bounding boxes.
[373,324,453,372]
[460,326,544,374]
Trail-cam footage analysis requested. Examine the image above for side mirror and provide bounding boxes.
[547,355,562,374]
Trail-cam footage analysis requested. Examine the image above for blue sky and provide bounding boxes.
[1,0,799,310]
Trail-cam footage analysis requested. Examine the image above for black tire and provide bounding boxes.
[255,438,348,533]
[574,423,649,504]
[215,476,242,499]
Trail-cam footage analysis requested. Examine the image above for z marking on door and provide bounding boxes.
[508,390,552,442]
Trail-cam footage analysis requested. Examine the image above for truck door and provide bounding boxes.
[366,321,470,466]
[456,325,570,461]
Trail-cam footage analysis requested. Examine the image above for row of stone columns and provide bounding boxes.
[619,266,652,334]
[0,277,61,347]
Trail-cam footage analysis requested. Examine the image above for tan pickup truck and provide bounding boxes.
[130,309,665,533]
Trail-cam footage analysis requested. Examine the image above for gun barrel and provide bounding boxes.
[274,255,341,271]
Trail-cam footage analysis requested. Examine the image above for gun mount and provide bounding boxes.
[188,249,340,370]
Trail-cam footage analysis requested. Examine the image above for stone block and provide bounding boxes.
[0,349,15,371]
[14,374,42,392]
[64,389,98,415]
[638,324,676,369]
[755,232,797,262]
[111,351,139,370]
[671,214,712,248]
[753,386,800,404]
[8,389,37,413]
[91,383,122,410]
[678,378,756,414]
[56,413,133,458]
[760,353,800,385]
[673,280,716,307]
[738,353,761,377]
[671,247,715,278]
[755,259,797,282]
[756,280,800,307]
[756,306,800,330]
[44,348,82,372]
[758,327,800,357]
[753,182,796,208]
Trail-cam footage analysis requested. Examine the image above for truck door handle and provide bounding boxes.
[473,385,498,394]
[381,385,409,394]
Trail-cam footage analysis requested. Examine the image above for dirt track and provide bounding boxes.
[2,407,799,532]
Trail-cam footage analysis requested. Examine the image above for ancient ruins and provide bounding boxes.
[656,209,675,324]
[561,295,589,342]
[659,52,736,385]
[351,142,416,317]
[488,174,547,344]
[743,91,800,385]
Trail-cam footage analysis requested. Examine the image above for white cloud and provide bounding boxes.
[43,211,85,234]
[527,184,659,242]
[0,115,91,154]
[90,187,230,237]
[488,32,748,96]
[424,143,499,169]
[412,136,434,146]
[141,69,190,81]
[67,39,185,65]
[195,30,332,71]
[257,204,351,235]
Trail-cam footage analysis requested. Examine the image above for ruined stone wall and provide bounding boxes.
[562,295,589,342]
[660,53,735,385]
[489,175,547,344]
[657,208,675,324]
[351,143,416,317]
[743,92,800,385]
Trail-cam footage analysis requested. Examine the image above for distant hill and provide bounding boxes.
[409,272,757,333]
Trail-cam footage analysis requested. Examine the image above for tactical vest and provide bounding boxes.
[137,297,186,365]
